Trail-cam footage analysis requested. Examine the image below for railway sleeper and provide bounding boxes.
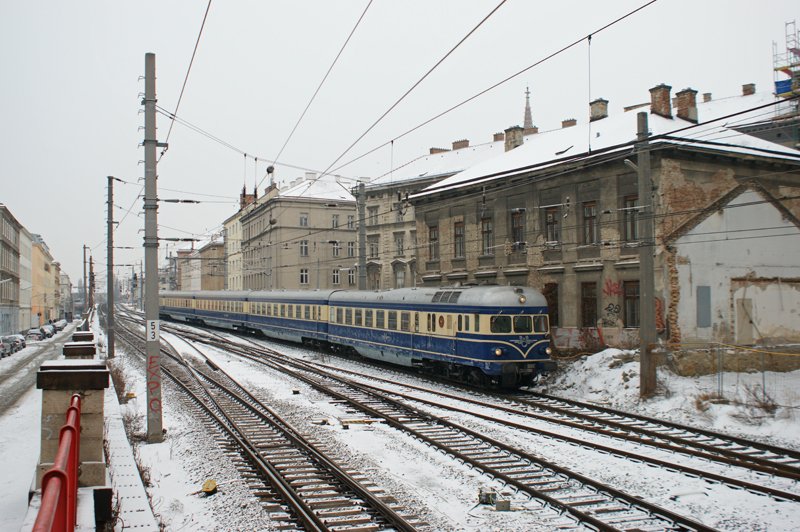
[330,525,380,532]
[299,490,343,499]
[289,478,329,488]
[307,497,358,510]
[317,507,366,518]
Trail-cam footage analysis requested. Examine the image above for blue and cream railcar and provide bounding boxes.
[328,285,553,387]
[159,290,334,345]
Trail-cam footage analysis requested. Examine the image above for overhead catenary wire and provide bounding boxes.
[263,0,375,192]
[315,0,511,183]
[159,0,213,161]
[329,0,659,176]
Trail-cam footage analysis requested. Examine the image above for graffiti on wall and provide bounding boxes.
[603,278,623,296]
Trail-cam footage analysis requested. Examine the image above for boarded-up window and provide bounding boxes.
[697,286,711,328]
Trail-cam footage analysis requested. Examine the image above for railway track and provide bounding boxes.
[169,324,720,531]
[114,313,424,531]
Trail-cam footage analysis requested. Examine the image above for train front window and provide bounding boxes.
[514,316,532,333]
[490,315,512,333]
[534,315,549,333]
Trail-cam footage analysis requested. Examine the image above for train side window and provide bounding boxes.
[426,314,431,332]
[514,315,532,333]
[304,306,310,319]
[432,314,436,332]
[534,315,549,333]
[457,315,462,331]
[376,310,385,328]
[465,315,470,331]
[414,313,419,332]
[490,315,512,333]
[474,314,480,332]
[387,311,397,330]
[295,305,301,317]
[345,308,352,325]
[288,305,294,318]
[280,305,286,317]
[365,310,373,328]
[446,315,452,330]
[355,309,362,326]
[336,308,343,324]
[400,312,410,332]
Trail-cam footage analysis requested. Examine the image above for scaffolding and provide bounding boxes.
[773,20,800,99]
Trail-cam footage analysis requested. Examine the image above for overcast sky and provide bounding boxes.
[0,1,796,284]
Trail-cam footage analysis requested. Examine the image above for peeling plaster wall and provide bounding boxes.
[674,190,800,343]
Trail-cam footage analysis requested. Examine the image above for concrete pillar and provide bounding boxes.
[36,360,110,488]
[63,341,97,359]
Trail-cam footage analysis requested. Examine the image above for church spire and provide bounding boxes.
[523,86,534,130]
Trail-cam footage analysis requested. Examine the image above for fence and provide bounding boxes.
[664,343,800,410]
[33,394,82,532]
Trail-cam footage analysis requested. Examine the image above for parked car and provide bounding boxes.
[40,325,55,338]
[11,333,26,349]
[0,338,9,357]
[2,335,21,354]
[53,319,68,331]
[26,328,45,342]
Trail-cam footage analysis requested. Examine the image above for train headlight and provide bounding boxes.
[494,347,503,357]
[545,346,552,356]
[518,295,527,304]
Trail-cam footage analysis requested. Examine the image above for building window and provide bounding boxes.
[395,268,405,288]
[545,207,560,243]
[300,213,309,227]
[454,222,465,258]
[623,280,639,327]
[394,232,404,256]
[348,269,356,285]
[623,195,638,242]
[332,269,340,285]
[347,241,355,258]
[368,207,378,226]
[511,210,525,251]
[347,215,355,229]
[581,282,598,327]
[300,268,309,285]
[368,236,379,258]
[428,225,439,260]
[582,201,598,245]
[543,282,559,327]
[481,218,494,255]
[332,214,339,228]
[332,241,340,257]
[300,240,309,257]
[394,203,404,222]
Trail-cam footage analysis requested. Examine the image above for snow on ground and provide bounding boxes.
[4,323,799,531]
[544,348,800,450]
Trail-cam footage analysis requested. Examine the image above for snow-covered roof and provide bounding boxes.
[368,139,505,188]
[414,100,800,200]
[279,175,355,202]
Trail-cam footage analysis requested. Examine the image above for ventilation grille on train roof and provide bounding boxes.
[432,291,461,303]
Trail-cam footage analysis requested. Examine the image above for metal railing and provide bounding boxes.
[33,394,82,532]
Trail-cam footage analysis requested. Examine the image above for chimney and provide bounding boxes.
[561,118,577,128]
[649,83,672,118]
[305,171,316,181]
[675,88,698,123]
[504,126,524,152]
[452,139,469,150]
[589,98,608,122]
[239,185,255,210]
[523,126,538,136]
[742,83,755,96]
[493,132,505,142]
[703,92,712,103]
[429,147,449,155]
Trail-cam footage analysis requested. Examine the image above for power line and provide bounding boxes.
[266,0,374,189]
[317,0,512,181]
[330,0,659,175]
[159,0,213,161]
